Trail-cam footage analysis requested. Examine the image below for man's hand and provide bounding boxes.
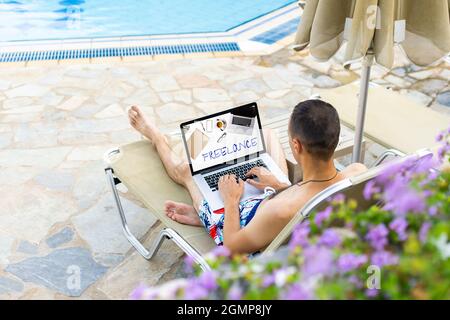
[218,174,244,205]
[245,167,289,191]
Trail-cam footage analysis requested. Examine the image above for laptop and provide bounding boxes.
[180,102,291,213]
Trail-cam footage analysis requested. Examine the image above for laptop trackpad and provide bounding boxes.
[242,181,263,198]
[211,181,262,199]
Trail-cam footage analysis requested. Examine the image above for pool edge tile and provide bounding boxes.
[153,53,185,61]
[121,55,154,63]
[0,61,27,68]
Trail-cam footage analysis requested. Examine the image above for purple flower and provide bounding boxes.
[130,285,161,300]
[184,255,195,273]
[419,222,432,243]
[289,221,310,249]
[261,274,275,288]
[337,253,368,273]
[314,206,332,227]
[436,132,444,142]
[302,245,334,277]
[371,250,399,267]
[331,193,345,203]
[184,282,209,300]
[376,154,439,196]
[429,170,440,180]
[376,159,412,184]
[413,153,438,175]
[382,178,426,215]
[389,217,408,241]
[282,283,313,300]
[419,171,439,187]
[444,142,450,154]
[318,229,341,248]
[422,190,433,198]
[197,271,218,291]
[383,190,426,215]
[211,246,231,258]
[227,284,243,300]
[130,284,148,300]
[365,224,389,251]
[428,206,438,216]
[365,288,379,298]
[363,180,381,200]
[183,274,216,299]
[437,142,450,161]
[347,275,363,288]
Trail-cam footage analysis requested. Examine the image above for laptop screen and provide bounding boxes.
[181,103,265,174]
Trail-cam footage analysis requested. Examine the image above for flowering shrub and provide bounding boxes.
[132,128,450,300]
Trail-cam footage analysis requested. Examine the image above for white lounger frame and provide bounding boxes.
[104,148,211,271]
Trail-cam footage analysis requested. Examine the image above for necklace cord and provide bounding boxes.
[266,169,339,200]
[297,169,339,187]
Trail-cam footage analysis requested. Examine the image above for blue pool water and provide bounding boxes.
[0,0,296,42]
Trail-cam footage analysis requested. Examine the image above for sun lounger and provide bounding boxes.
[104,123,430,271]
[104,141,216,271]
[103,111,362,270]
[314,82,450,154]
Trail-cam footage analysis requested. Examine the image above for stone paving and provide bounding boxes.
[0,45,448,299]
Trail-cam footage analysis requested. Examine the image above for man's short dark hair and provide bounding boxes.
[289,99,340,161]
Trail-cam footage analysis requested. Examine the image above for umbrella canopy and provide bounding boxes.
[295,0,450,68]
[294,0,450,162]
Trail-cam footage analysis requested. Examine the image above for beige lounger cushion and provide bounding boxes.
[316,82,450,154]
[110,140,216,255]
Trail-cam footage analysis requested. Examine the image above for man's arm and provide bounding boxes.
[222,200,241,248]
[218,174,247,253]
[219,174,261,254]
[222,198,293,254]
[218,174,296,255]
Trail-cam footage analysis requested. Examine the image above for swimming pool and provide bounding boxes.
[0,0,297,42]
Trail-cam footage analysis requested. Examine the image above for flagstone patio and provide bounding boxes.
[0,46,448,299]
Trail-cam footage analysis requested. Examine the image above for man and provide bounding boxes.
[128,100,366,254]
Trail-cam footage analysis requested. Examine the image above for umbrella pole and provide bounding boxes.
[352,54,374,163]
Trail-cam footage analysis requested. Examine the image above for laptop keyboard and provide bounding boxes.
[204,159,267,191]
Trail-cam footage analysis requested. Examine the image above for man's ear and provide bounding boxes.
[292,137,303,155]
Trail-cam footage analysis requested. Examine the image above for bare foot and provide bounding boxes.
[128,105,164,144]
[164,200,202,226]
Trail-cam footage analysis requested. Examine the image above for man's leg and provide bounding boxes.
[263,128,289,176]
[128,106,204,211]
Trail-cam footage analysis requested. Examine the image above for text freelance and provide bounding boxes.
[202,137,258,162]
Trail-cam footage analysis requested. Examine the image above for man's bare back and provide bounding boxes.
[240,163,366,253]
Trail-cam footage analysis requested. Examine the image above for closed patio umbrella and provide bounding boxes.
[294,0,450,162]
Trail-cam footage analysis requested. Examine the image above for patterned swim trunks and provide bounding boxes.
[198,187,276,245]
